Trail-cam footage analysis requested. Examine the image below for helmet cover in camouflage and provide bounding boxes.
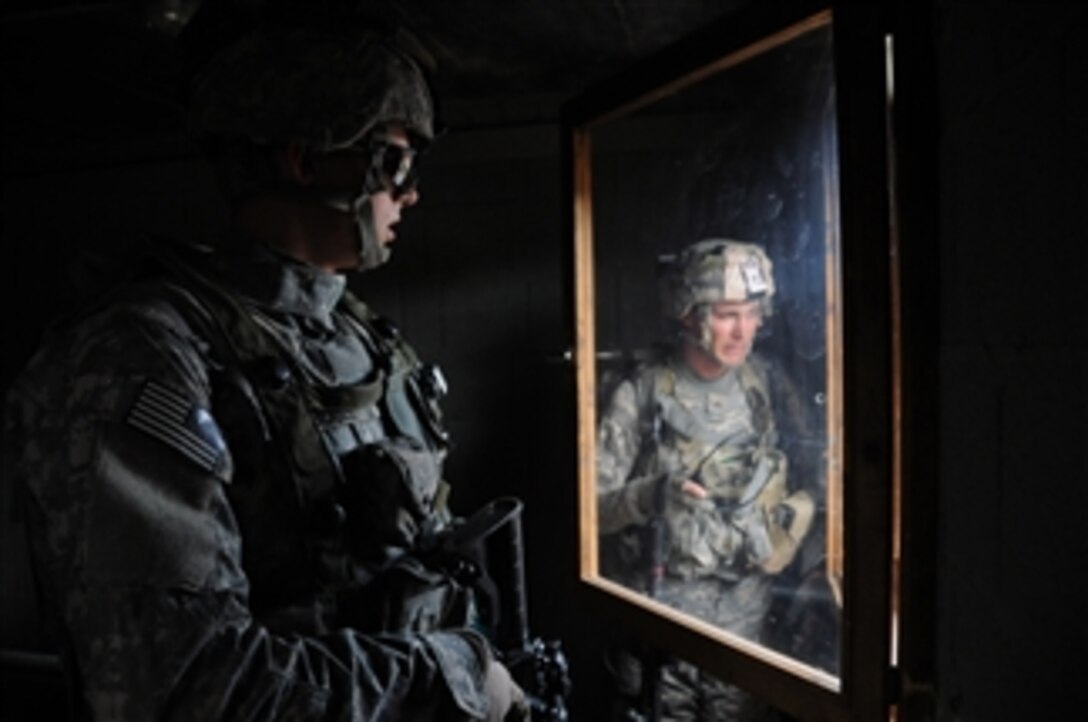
[661,238,776,321]
[188,25,435,150]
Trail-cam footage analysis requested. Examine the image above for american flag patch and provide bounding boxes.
[126,380,226,473]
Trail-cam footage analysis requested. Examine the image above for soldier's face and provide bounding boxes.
[701,300,763,369]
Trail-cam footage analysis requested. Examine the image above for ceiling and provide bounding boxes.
[2,0,745,177]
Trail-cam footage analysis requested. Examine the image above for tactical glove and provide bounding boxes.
[484,656,530,721]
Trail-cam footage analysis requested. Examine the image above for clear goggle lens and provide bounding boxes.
[372,141,418,198]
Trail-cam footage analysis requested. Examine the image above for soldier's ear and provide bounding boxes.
[280,141,316,185]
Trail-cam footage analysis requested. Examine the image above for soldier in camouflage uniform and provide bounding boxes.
[597,239,821,721]
[3,7,528,722]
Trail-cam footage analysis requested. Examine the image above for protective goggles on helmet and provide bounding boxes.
[320,135,422,217]
[367,137,420,199]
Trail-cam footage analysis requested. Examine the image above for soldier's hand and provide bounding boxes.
[668,477,712,513]
[484,657,530,721]
[679,479,708,499]
[636,474,710,517]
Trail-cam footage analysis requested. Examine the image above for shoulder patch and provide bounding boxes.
[126,379,227,473]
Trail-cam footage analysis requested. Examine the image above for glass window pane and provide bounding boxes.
[581,17,843,684]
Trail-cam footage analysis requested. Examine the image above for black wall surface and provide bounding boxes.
[932,3,1085,720]
[2,3,1085,721]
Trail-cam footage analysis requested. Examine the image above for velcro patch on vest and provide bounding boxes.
[126,379,227,474]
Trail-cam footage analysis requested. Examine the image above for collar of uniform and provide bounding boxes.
[673,352,744,392]
[218,239,347,329]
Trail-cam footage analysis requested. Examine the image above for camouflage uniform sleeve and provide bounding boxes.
[4,303,492,721]
[596,372,659,535]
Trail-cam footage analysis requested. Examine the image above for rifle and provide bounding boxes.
[431,497,572,721]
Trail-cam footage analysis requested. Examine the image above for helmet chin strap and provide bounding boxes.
[678,306,716,356]
[320,175,390,272]
[349,192,390,271]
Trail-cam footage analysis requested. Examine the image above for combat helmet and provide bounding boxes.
[181,6,438,270]
[658,238,775,354]
[185,11,436,150]
[661,238,776,320]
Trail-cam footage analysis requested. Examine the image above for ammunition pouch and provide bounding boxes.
[337,553,473,634]
[752,490,815,574]
[339,439,446,557]
[733,449,814,574]
[327,438,467,634]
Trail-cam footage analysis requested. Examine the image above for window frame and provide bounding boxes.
[559,3,928,720]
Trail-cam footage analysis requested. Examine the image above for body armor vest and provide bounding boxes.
[154,244,464,634]
[632,359,812,580]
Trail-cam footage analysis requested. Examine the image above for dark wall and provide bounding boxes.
[933,3,1085,720]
